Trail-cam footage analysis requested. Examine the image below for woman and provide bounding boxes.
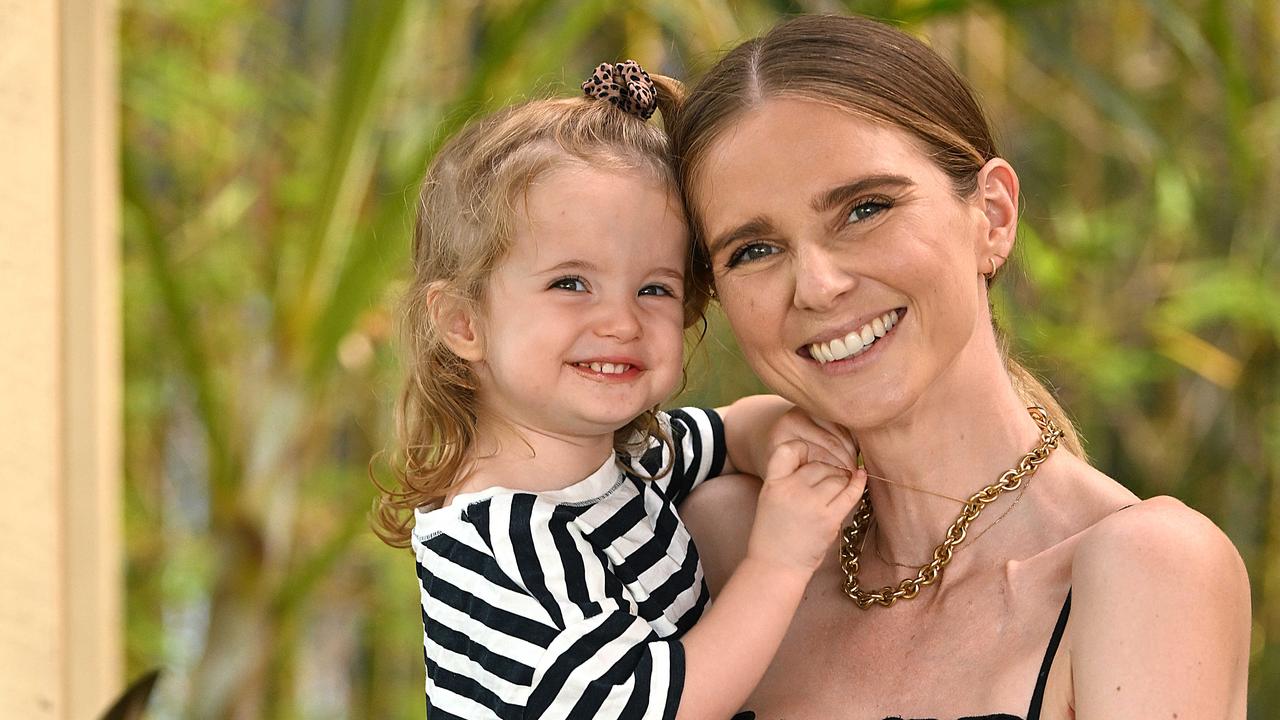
[672,14,1250,719]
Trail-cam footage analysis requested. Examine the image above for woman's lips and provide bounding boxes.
[801,308,905,364]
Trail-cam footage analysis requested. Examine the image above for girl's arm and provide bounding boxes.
[1069,497,1250,719]
[675,442,864,720]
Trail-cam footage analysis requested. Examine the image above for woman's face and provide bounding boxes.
[694,98,998,429]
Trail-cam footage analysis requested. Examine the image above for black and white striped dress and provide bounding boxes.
[412,408,727,719]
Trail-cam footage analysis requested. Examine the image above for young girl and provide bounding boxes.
[375,61,865,719]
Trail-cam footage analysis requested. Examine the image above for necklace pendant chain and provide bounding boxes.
[839,406,1064,609]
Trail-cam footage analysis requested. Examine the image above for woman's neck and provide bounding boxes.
[854,346,1050,572]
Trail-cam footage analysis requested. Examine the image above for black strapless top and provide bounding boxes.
[732,591,1073,720]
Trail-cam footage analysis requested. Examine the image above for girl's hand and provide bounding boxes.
[745,440,866,579]
[753,407,858,477]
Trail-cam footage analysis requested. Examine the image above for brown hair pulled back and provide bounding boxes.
[670,14,1083,455]
[373,73,703,547]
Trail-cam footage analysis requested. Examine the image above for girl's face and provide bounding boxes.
[473,164,688,439]
[693,98,995,429]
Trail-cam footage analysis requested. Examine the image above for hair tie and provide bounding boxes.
[581,60,657,120]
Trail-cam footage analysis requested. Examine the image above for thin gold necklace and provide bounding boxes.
[839,407,1063,609]
[864,472,968,505]
[870,480,1029,569]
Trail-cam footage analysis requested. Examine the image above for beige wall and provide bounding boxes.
[0,1,122,718]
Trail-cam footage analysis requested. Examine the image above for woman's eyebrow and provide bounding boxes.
[812,174,915,213]
[707,217,774,259]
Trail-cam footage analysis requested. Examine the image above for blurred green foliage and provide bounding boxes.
[121,0,1279,717]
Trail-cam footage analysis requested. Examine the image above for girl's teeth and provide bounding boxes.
[809,310,902,364]
[583,362,629,374]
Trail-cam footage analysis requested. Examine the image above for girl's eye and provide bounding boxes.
[846,197,894,224]
[725,242,779,269]
[639,283,678,298]
[550,276,587,292]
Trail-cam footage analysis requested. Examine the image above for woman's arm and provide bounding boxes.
[680,474,758,595]
[1070,496,1251,719]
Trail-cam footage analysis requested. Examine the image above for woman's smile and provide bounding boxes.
[695,98,987,427]
[801,307,906,367]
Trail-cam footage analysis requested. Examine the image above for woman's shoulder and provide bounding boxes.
[1068,494,1249,637]
[1071,495,1244,582]
[1062,500,1251,713]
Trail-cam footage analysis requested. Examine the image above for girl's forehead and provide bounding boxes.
[504,165,688,270]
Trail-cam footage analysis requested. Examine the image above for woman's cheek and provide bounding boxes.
[723,297,772,359]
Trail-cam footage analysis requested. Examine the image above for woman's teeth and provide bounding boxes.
[575,362,632,374]
[809,309,900,364]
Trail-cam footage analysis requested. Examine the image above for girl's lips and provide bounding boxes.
[568,359,645,381]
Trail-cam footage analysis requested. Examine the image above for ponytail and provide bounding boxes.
[1005,355,1085,458]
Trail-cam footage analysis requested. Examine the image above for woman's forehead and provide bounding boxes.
[692,98,945,226]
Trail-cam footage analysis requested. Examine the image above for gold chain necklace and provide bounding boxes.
[840,407,1063,609]
[871,480,1028,569]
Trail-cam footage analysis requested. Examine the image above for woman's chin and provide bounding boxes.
[802,386,915,435]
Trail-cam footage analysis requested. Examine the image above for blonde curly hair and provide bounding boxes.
[373,77,708,547]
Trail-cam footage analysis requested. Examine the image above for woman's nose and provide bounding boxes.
[792,244,857,312]
[593,296,643,341]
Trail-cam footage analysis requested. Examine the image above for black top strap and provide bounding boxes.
[1026,590,1072,720]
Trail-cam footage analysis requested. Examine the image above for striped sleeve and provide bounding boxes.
[656,407,727,505]
[417,494,686,720]
[620,408,726,502]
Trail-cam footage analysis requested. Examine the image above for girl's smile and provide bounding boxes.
[569,357,646,381]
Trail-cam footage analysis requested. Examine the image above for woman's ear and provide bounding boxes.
[426,282,484,362]
[974,158,1019,275]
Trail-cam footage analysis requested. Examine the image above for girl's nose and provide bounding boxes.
[792,243,857,312]
[593,296,643,341]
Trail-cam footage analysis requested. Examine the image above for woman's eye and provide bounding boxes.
[550,276,587,292]
[725,243,779,269]
[639,283,677,298]
[846,197,893,224]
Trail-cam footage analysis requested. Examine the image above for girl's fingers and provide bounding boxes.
[787,461,854,491]
[765,439,809,481]
[828,468,867,510]
[802,443,848,471]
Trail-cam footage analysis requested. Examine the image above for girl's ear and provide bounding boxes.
[974,158,1019,275]
[426,282,484,362]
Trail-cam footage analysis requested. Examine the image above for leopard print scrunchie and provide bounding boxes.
[581,60,657,120]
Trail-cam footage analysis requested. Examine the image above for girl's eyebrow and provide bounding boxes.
[537,259,598,275]
[537,259,684,282]
[651,266,685,282]
[811,174,915,213]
